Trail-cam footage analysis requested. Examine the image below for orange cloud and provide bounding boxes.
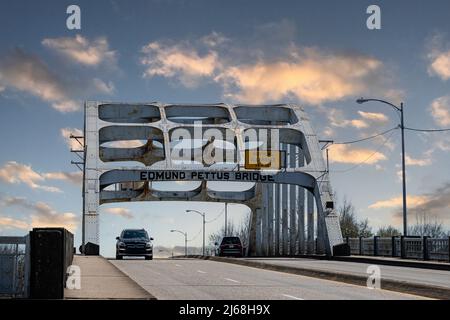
[0,161,61,192]
[0,216,29,230]
[369,195,429,209]
[217,52,382,104]
[328,144,386,165]
[357,111,388,122]
[141,42,219,87]
[103,207,134,219]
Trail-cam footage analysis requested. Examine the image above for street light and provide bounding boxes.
[356,98,408,236]
[170,229,188,256]
[186,209,206,256]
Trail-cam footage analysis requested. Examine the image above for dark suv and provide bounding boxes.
[116,229,153,260]
[216,236,243,257]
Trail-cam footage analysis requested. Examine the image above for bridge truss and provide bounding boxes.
[81,101,343,256]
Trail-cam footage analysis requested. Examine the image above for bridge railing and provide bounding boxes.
[345,236,450,262]
[0,235,30,298]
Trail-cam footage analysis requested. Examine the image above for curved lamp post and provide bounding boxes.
[356,98,407,236]
[170,229,188,256]
[186,209,206,256]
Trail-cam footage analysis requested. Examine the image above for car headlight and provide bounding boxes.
[118,242,126,248]
[145,242,152,248]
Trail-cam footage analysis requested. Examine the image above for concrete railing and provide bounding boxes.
[345,236,450,262]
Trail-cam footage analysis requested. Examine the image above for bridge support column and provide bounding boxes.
[261,185,269,256]
[267,183,274,256]
[274,181,280,256]
[289,145,297,255]
[281,144,288,255]
[307,191,315,254]
[297,149,305,255]
[255,208,262,256]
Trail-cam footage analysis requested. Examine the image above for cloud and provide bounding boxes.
[217,49,383,105]
[328,144,386,165]
[2,197,77,232]
[369,195,429,209]
[0,161,62,192]
[0,216,29,230]
[430,95,450,127]
[0,47,114,112]
[427,34,450,81]
[405,155,432,166]
[357,111,388,122]
[61,127,83,150]
[327,108,370,129]
[0,161,80,191]
[103,207,133,219]
[0,48,80,112]
[43,171,82,185]
[42,34,117,67]
[106,140,146,148]
[140,25,396,105]
[370,183,450,223]
[141,41,219,87]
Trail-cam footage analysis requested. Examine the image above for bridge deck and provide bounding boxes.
[64,255,154,299]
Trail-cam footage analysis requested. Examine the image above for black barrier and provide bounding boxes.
[30,228,74,299]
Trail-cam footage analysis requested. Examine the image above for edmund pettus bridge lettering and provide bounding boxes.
[139,170,275,182]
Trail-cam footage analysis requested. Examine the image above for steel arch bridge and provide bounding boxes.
[81,101,344,256]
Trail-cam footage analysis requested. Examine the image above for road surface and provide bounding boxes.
[242,258,450,289]
[110,258,426,300]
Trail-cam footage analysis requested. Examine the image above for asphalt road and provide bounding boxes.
[242,258,450,289]
[110,258,427,300]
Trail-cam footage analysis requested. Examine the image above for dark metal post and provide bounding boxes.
[373,236,379,256]
[400,235,406,259]
[400,103,408,236]
[392,236,396,257]
[448,236,450,263]
[359,236,363,255]
[423,236,429,261]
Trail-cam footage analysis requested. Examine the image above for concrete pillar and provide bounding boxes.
[289,145,297,255]
[307,191,315,254]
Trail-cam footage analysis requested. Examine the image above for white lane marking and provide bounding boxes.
[175,264,181,267]
[282,294,304,300]
[224,278,240,283]
[197,270,207,274]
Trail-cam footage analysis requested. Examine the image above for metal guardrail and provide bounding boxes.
[0,236,30,298]
[345,236,450,262]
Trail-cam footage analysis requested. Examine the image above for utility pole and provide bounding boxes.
[357,98,408,236]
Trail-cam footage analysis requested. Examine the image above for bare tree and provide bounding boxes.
[338,197,373,237]
[208,213,251,248]
[408,212,447,238]
[377,225,401,237]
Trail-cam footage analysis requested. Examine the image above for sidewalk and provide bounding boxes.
[64,255,155,300]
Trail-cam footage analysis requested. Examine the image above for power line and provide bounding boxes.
[188,228,203,242]
[405,126,450,132]
[205,207,225,223]
[331,129,397,173]
[332,126,399,145]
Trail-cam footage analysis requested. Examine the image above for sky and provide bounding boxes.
[0,0,449,257]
